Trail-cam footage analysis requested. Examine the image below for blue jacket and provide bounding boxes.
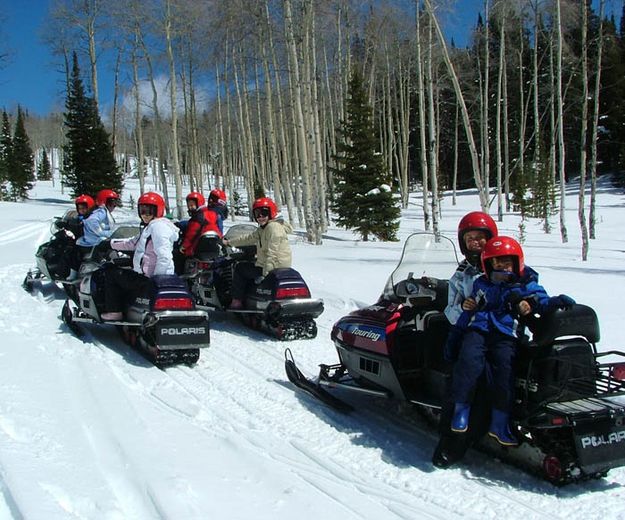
[76,207,116,247]
[456,266,552,339]
[444,259,482,325]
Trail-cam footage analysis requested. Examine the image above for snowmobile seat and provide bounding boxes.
[422,312,452,371]
[195,232,222,262]
[528,304,600,348]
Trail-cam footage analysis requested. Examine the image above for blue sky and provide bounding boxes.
[0,0,621,117]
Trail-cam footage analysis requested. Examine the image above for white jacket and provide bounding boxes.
[112,217,179,276]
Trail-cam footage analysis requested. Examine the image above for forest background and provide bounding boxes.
[1,0,624,258]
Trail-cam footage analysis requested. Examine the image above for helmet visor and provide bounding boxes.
[253,207,271,219]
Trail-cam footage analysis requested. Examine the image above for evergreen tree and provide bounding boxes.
[37,148,52,181]
[9,106,34,200]
[330,69,400,241]
[0,110,12,200]
[63,52,121,197]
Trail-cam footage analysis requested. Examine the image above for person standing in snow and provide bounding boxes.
[222,197,292,309]
[100,192,180,321]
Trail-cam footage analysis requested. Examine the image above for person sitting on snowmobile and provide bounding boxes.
[222,197,292,310]
[67,190,119,280]
[57,194,96,238]
[446,236,576,446]
[206,188,228,234]
[174,191,222,274]
[76,189,120,248]
[99,191,179,321]
[444,211,498,327]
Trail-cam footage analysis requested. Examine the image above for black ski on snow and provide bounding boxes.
[284,349,353,414]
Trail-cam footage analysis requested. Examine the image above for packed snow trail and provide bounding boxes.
[1,186,625,518]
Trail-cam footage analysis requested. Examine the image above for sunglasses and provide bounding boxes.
[139,205,155,216]
[253,207,271,218]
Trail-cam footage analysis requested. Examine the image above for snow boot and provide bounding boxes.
[488,409,518,447]
[451,403,471,433]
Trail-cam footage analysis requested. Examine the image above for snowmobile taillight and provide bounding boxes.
[543,455,563,482]
[611,363,625,381]
[551,416,566,426]
[276,286,310,299]
[197,261,212,270]
[153,297,194,310]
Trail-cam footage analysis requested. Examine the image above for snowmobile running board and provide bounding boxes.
[196,304,264,315]
[284,349,353,414]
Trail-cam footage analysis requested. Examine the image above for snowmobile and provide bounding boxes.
[60,229,209,367]
[23,210,85,297]
[284,232,625,485]
[22,213,138,301]
[182,223,323,340]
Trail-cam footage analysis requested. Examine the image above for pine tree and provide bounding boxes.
[9,106,34,200]
[0,110,12,200]
[37,148,52,181]
[330,69,400,241]
[63,52,122,197]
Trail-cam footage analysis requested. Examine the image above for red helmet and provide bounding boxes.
[95,189,120,208]
[481,236,524,277]
[457,211,498,257]
[138,191,166,218]
[75,194,95,211]
[186,191,205,207]
[209,188,227,205]
[252,197,277,220]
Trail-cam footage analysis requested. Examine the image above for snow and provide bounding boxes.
[1,177,625,519]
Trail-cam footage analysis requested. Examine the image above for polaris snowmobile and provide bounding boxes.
[284,232,625,485]
[182,223,323,340]
[61,228,209,367]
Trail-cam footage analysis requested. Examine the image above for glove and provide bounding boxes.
[254,276,264,285]
[443,326,463,363]
[549,294,576,310]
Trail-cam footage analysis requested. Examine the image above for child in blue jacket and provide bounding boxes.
[448,236,575,446]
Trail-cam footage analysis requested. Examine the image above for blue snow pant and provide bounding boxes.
[451,329,517,412]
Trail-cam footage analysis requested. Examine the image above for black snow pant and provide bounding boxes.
[231,261,263,300]
[451,329,517,412]
[104,267,152,313]
[69,244,92,272]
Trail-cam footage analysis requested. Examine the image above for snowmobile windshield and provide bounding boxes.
[51,210,79,234]
[382,233,459,299]
[224,223,257,241]
[110,225,140,239]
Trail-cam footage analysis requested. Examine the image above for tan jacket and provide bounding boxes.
[228,219,293,276]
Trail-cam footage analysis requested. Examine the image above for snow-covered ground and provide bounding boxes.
[0,177,624,519]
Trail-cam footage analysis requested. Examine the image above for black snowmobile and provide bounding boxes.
[23,210,84,296]
[285,232,625,485]
[61,227,210,367]
[182,223,323,340]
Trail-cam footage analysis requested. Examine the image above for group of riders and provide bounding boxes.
[63,188,292,320]
[61,189,578,453]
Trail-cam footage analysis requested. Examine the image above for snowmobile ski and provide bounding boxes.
[284,349,353,413]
